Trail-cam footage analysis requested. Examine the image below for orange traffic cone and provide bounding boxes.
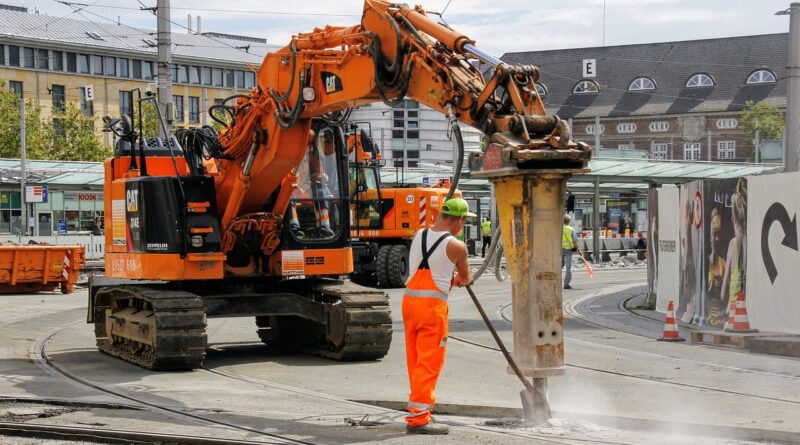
[658,300,685,342]
[725,291,758,333]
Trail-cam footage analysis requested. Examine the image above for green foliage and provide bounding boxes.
[0,79,54,159]
[0,79,109,161]
[133,98,160,138]
[49,103,111,161]
[741,100,784,162]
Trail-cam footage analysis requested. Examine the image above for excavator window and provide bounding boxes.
[349,166,382,230]
[288,128,343,241]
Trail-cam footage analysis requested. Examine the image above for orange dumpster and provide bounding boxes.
[0,244,85,294]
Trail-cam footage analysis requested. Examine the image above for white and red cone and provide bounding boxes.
[658,300,685,342]
[725,291,758,334]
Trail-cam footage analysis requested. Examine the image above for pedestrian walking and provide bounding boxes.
[562,214,582,289]
[403,197,474,435]
[481,217,492,257]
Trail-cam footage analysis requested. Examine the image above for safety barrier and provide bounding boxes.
[0,234,105,260]
[578,237,646,262]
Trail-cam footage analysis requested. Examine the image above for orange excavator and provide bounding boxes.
[346,123,460,288]
[90,0,589,370]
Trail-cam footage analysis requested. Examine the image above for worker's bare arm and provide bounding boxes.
[447,240,473,286]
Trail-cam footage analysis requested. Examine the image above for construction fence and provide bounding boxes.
[648,171,800,334]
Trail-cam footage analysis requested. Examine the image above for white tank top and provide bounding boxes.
[406,229,457,294]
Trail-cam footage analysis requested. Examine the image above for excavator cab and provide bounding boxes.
[283,122,350,248]
[346,123,384,231]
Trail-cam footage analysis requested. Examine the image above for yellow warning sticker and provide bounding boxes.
[112,199,126,246]
[282,250,305,276]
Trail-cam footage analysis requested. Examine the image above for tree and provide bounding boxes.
[741,100,784,162]
[0,79,54,159]
[49,103,111,161]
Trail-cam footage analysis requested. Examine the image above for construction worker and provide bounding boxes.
[562,214,582,289]
[481,217,492,257]
[403,197,474,435]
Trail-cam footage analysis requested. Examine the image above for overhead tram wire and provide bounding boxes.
[54,2,361,17]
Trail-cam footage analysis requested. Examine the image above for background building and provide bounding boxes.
[501,33,788,163]
[0,5,277,146]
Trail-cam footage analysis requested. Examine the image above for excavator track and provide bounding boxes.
[256,281,392,361]
[93,286,207,371]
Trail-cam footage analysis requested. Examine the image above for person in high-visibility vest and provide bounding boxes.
[562,214,583,289]
[403,198,474,435]
[481,217,492,257]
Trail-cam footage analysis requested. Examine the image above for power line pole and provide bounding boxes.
[157,0,173,138]
[781,3,800,172]
[19,96,27,237]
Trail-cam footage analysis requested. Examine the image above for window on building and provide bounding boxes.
[407,120,419,129]
[718,141,736,160]
[214,98,224,106]
[0,44,4,65]
[746,69,776,84]
[22,47,34,68]
[92,55,103,75]
[132,59,142,79]
[52,50,63,71]
[573,80,600,94]
[686,73,714,88]
[225,70,235,88]
[0,191,22,233]
[407,130,419,139]
[585,124,605,135]
[236,70,245,89]
[178,65,189,83]
[189,96,200,123]
[80,87,94,116]
[652,143,668,160]
[392,130,404,139]
[616,123,637,133]
[649,121,669,132]
[51,85,65,112]
[683,143,701,160]
[8,46,20,67]
[36,48,48,70]
[393,119,404,128]
[66,52,76,72]
[535,82,547,97]
[393,110,404,119]
[716,118,738,129]
[9,81,22,98]
[53,117,64,137]
[104,56,116,76]
[143,61,154,79]
[629,77,655,91]
[201,67,212,85]
[212,68,223,87]
[190,66,200,84]
[119,91,133,118]
[618,143,635,150]
[119,58,129,78]
[407,110,418,118]
[244,71,255,89]
[77,54,89,74]
[171,65,178,82]
[173,95,184,122]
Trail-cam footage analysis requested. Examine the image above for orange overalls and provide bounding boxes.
[403,229,452,427]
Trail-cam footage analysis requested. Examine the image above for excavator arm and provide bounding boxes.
[210,0,590,236]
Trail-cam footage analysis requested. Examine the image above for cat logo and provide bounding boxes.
[126,189,139,212]
[321,71,343,94]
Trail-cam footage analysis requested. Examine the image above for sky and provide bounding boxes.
[5,0,796,56]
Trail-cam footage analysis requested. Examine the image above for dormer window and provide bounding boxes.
[629,77,655,91]
[535,82,547,97]
[746,70,776,84]
[686,73,714,88]
[573,80,600,94]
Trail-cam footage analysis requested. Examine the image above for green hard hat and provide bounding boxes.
[441,197,477,217]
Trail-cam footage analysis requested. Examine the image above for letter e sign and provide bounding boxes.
[583,59,596,78]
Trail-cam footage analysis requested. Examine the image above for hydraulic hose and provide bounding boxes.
[445,104,464,201]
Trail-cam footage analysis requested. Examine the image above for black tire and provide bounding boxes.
[375,245,392,287]
[387,244,409,288]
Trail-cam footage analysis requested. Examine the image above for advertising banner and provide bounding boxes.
[647,189,658,304]
[677,181,704,324]
[656,187,680,313]
[701,178,747,329]
[746,172,800,334]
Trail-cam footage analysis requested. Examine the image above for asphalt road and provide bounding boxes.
[1,267,799,444]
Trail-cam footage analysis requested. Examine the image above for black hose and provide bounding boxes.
[270,42,298,103]
[445,118,464,201]
[274,71,307,129]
